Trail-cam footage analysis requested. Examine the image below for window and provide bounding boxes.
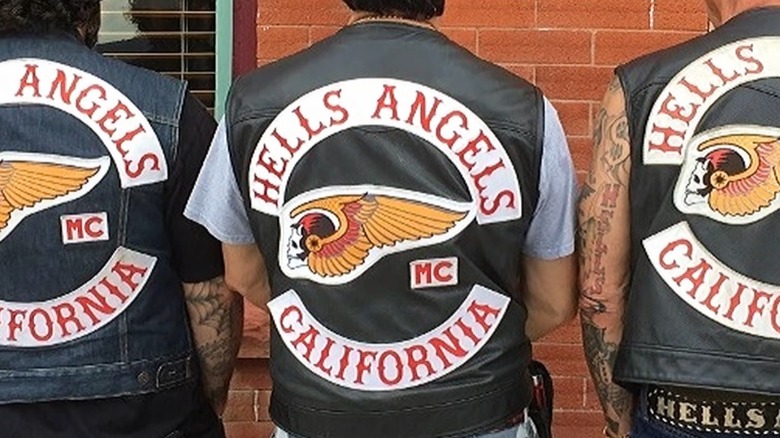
[96,0,233,116]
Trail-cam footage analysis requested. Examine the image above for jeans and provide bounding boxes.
[273,417,538,438]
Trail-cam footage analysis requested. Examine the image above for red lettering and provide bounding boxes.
[672,259,711,299]
[46,69,82,104]
[724,283,748,321]
[372,85,400,121]
[479,190,516,217]
[455,318,479,344]
[52,302,85,337]
[405,345,434,382]
[28,308,54,342]
[113,261,148,290]
[253,174,281,206]
[472,159,506,193]
[736,44,764,75]
[97,101,134,138]
[85,217,104,238]
[75,84,107,118]
[7,309,26,342]
[701,272,728,314]
[65,218,84,241]
[354,349,377,385]
[255,144,287,179]
[76,288,117,325]
[704,58,740,86]
[16,64,41,98]
[280,305,303,334]
[433,261,454,283]
[415,263,432,286]
[771,295,780,334]
[125,153,161,179]
[429,327,468,369]
[659,239,693,271]
[271,128,303,156]
[744,289,773,328]
[458,131,495,172]
[334,345,354,381]
[658,93,699,124]
[293,106,326,140]
[98,277,129,304]
[601,184,620,209]
[648,122,686,155]
[435,111,468,148]
[468,300,501,332]
[291,325,320,361]
[113,124,146,156]
[324,89,349,126]
[377,350,404,386]
[314,336,336,375]
[679,77,716,101]
[406,91,442,132]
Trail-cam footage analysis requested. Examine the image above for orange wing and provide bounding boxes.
[292,194,468,278]
[0,160,101,230]
[704,136,780,217]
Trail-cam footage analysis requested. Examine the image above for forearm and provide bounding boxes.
[183,277,244,415]
[525,295,576,341]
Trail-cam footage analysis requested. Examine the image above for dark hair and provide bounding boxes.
[342,0,445,20]
[0,0,101,44]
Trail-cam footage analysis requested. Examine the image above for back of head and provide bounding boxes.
[0,0,101,46]
[342,0,445,20]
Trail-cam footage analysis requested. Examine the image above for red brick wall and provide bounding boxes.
[225,1,709,437]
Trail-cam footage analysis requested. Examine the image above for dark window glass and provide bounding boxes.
[97,0,216,111]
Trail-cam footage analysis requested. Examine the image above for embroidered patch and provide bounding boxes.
[0,247,156,347]
[268,284,510,391]
[0,59,167,187]
[644,222,780,339]
[0,153,109,243]
[280,186,473,285]
[60,212,109,244]
[410,257,459,289]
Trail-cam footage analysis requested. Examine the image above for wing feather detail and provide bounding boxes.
[0,161,100,230]
[709,141,780,216]
[303,194,468,278]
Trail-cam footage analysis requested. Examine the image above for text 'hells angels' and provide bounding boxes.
[249,78,522,225]
[268,286,510,391]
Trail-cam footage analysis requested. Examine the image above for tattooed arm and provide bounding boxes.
[183,277,244,416]
[577,76,634,437]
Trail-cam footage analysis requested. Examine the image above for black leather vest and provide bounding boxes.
[227,22,545,438]
[615,7,780,395]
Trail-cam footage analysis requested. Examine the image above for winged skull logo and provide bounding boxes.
[683,133,780,217]
[0,157,107,242]
[285,193,469,279]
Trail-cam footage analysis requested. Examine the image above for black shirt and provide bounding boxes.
[0,94,225,438]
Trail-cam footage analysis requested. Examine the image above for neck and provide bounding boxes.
[717,0,780,26]
[348,12,437,30]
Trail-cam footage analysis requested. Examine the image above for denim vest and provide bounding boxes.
[0,33,194,403]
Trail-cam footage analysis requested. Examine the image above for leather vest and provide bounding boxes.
[0,33,194,403]
[615,7,780,395]
[227,22,544,437]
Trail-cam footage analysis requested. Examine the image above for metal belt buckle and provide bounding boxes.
[647,387,780,435]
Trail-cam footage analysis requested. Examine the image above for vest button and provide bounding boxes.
[137,371,152,387]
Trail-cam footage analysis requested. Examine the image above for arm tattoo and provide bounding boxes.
[577,76,634,435]
[184,277,244,414]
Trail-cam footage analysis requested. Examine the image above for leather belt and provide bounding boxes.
[647,386,780,435]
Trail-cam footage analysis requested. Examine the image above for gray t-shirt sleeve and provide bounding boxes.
[521,98,578,260]
[184,118,256,245]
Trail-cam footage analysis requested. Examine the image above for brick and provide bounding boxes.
[653,0,709,31]
[231,359,273,390]
[594,30,699,65]
[534,343,590,377]
[553,410,606,429]
[259,0,348,26]
[310,26,341,44]
[257,390,273,421]
[257,26,309,60]
[223,390,257,422]
[538,0,651,30]
[439,0,535,28]
[225,421,275,438]
[554,377,586,409]
[551,101,591,137]
[442,28,478,53]
[239,305,270,359]
[553,424,604,438]
[568,137,594,172]
[539,318,583,344]
[480,30,592,64]
[501,65,535,83]
[536,66,614,101]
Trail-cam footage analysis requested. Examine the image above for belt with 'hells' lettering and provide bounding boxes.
[648,386,780,434]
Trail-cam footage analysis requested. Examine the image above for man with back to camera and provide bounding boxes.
[0,1,244,437]
[186,0,579,437]
[579,0,780,437]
